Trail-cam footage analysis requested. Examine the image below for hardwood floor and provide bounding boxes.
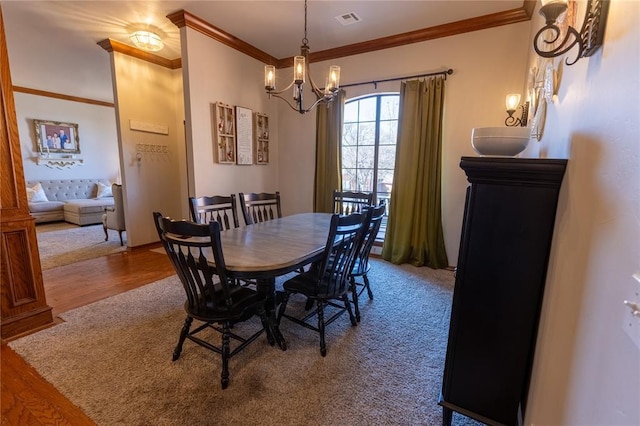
[1,244,175,425]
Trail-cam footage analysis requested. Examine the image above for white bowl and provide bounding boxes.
[471,127,530,157]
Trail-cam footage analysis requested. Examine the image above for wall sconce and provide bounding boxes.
[533,0,609,66]
[505,94,529,127]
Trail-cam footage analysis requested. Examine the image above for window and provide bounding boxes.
[342,93,399,207]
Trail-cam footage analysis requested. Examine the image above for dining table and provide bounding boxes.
[212,212,334,349]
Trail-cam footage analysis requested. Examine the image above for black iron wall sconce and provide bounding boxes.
[505,94,529,127]
[533,0,610,66]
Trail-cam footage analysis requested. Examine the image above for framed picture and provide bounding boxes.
[33,119,80,154]
[235,106,253,165]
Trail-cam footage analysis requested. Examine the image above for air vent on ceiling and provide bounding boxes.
[335,12,361,26]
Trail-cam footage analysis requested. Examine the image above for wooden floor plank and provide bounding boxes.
[1,243,174,425]
[42,245,174,317]
[1,345,93,426]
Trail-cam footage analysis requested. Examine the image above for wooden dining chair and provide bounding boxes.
[333,190,373,215]
[349,203,385,322]
[239,191,282,226]
[277,212,367,356]
[153,212,275,389]
[189,194,239,230]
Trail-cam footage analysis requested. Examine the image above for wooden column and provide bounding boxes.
[0,6,53,339]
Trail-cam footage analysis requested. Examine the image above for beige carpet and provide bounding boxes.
[9,259,482,426]
[36,222,126,270]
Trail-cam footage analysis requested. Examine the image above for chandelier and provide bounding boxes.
[264,0,341,114]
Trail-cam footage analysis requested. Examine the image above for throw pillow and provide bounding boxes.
[26,182,48,202]
[96,182,113,198]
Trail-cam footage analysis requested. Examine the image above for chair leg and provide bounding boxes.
[304,297,314,310]
[350,276,361,322]
[363,274,373,300]
[221,322,230,389]
[103,223,108,241]
[317,301,327,357]
[343,294,357,326]
[173,316,193,361]
[118,230,124,246]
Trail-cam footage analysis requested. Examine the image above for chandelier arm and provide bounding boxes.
[306,72,326,98]
[267,92,304,113]
[266,79,296,96]
[303,96,334,114]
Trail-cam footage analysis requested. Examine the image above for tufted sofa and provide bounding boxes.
[27,179,115,225]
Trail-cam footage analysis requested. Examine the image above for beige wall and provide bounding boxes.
[524,1,640,424]
[15,94,120,183]
[110,52,186,247]
[181,27,279,205]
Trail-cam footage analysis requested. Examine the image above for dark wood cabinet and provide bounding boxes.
[439,157,567,426]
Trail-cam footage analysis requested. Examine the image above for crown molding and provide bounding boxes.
[97,39,182,70]
[280,2,535,67]
[12,86,114,107]
[167,10,279,66]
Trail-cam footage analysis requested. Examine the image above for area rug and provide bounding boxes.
[9,259,481,426]
[36,222,127,270]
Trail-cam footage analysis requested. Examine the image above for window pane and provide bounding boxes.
[342,169,357,191]
[343,123,358,146]
[342,146,357,169]
[357,145,375,169]
[377,169,394,186]
[358,122,376,145]
[357,168,374,192]
[358,97,377,122]
[344,101,358,123]
[379,121,398,145]
[378,145,396,169]
[380,96,399,120]
[377,169,394,199]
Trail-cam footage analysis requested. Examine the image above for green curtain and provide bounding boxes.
[381,77,448,269]
[313,90,345,213]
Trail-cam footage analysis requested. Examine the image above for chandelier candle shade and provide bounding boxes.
[130,30,164,52]
[264,0,341,114]
[533,0,609,66]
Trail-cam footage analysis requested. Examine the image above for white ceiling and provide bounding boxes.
[2,1,524,60]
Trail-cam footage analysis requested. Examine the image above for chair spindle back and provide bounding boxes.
[189,195,239,230]
[315,213,367,297]
[333,190,374,215]
[354,204,386,275]
[239,192,282,225]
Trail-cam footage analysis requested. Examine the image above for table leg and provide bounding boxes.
[257,278,287,351]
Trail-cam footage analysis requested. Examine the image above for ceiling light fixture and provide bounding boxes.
[264,0,341,114]
[533,0,609,66]
[130,30,164,52]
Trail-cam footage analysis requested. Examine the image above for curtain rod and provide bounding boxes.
[340,68,453,90]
